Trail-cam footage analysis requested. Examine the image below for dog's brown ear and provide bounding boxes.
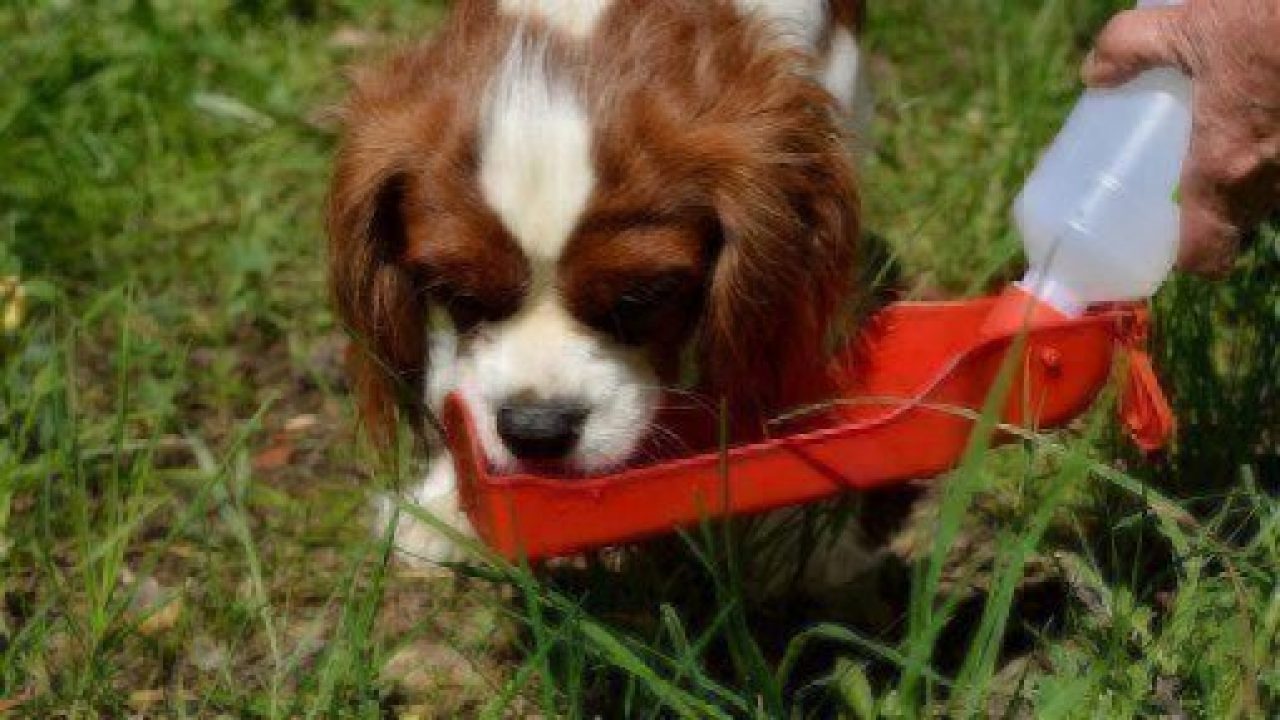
[695,74,861,416]
[829,0,867,33]
[328,126,426,447]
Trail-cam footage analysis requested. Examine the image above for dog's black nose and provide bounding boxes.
[496,401,588,460]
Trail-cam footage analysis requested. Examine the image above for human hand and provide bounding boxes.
[1084,0,1280,276]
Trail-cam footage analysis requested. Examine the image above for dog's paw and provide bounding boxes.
[372,457,475,567]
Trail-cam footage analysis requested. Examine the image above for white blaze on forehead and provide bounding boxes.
[467,32,656,473]
[498,0,613,39]
[479,34,596,263]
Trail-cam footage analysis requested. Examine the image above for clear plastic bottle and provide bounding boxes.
[1013,0,1191,316]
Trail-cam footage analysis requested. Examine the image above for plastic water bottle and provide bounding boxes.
[1013,0,1191,316]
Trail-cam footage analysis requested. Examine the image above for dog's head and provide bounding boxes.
[329,0,860,472]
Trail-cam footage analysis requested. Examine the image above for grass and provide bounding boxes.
[1,0,1277,716]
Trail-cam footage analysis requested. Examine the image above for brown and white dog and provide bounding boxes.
[329,0,872,562]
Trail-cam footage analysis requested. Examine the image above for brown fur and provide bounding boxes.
[830,0,867,32]
[329,0,861,445]
[579,0,861,415]
[328,3,513,442]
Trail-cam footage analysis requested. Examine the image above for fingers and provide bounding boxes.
[1177,206,1241,277]
[1175,162,1243,277]
[1083,7,1190,87]
[1081,0,1280,278]
[1175,90,1278,276]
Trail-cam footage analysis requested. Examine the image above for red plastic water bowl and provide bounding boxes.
[442,289,1174,561]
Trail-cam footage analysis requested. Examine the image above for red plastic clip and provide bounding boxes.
[1116,310,1175,452]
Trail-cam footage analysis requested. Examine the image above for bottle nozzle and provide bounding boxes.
[980,282,1073,339]
[1016,269,1087,317]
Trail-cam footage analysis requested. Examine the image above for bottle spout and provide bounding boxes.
[979,283,1073,339]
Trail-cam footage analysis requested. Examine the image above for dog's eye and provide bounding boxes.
[600,274,690,345]
[445,293,487,330]
[429,284,518,332]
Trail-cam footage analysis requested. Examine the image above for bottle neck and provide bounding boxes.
[1017,269,1088,318]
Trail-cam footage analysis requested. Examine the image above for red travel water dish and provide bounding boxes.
[443,288,1175,561]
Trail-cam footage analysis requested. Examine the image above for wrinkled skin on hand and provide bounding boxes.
[1084,0,1280,276]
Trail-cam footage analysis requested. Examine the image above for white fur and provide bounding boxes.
[387,299,660,564]
[480,35,596,263]
[453,298,659,473]
[735,1,873,131]
[386,26,658,565]
[820,27,875,160]
[425,307,460,411]
[733,0,829,48]
[820,27,862,113]
[383,0,877,569]
[474,27,656,471]
[498,0,613,39]
[376,457,472,565]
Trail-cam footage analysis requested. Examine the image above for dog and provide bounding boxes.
[328,0,872,564]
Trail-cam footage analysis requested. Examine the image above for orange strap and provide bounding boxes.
[1120,347,1176,452]
[1115,309,1175,452]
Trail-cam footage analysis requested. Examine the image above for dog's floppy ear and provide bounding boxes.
[328,120,427,446]
[695,77,860,416]
[829,0,867,32]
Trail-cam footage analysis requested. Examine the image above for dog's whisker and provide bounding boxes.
[642,388,720,414]
[643,422,695,458]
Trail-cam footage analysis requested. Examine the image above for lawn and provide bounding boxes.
[1,0,1277,717]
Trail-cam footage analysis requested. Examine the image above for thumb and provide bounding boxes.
[1083,7,1190,87]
